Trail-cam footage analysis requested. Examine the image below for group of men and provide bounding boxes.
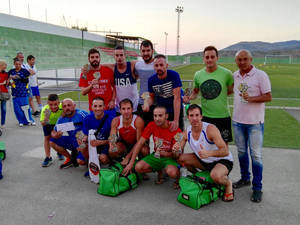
[41,40,271,204]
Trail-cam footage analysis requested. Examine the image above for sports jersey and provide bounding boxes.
[148,70,183,113]
[117,115,137,145]
[82,112,114,153]
[78,66,114,111]
[142,121,181,152]
[8,68,30,97]
[187,123,233,163]
[54,109,88,138]
[114,62,139,112]
[193,66,233,118]
[135,60,155,104]
[40,103,63,125]
[0,71,9,93]
[24,64,38,87]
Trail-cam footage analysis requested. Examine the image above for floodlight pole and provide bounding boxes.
[164,32,168,56]
[175,6,183,57]
[8,0,11,14]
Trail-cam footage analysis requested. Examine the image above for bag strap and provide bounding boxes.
[94,114,108,138]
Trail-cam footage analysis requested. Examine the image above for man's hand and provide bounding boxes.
[169,120,179,132]
[142,104,149,112]
[52,131,63,139]
[90,139,103,147]
[91,79,98,86]
[121,157,129,166]
[198,144,211,159]
[240,92,250,101]
[108,100,115,109]
[122,162,134,176]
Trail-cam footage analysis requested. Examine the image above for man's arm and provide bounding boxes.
[142,93,155,112]
[242,92,272,103]
[130,61,139,80]
[227,84,234,96]
[170,87,181,131]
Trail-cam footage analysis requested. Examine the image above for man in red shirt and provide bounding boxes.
[79,48,116,115]
[122,105,181,188]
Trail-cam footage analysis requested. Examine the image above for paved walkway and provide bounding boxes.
[0,103,299,225]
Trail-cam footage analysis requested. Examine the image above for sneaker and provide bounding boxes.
[57,153,64,160]
[19,123,24,127]
[60,158,73,169]
[233,179,251,189]
[42,157,53,167]
[251,190,263,203]
[33,111,40,117]
[71,151,79,167]
[30,122,36,126]
[84,170,89,177]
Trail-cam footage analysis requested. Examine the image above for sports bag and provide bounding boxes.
[98,162,142,196]
[177,171,225,209]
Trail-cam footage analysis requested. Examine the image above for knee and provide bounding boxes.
[135,162,144,173]
[210,171,222,184]
[140,145,150,157]
[178,154,189,166]
[99,154,109,165]
[166,167,179,179]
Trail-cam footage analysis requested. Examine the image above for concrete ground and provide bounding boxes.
[0,102,299,225]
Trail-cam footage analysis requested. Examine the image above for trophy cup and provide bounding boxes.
[141,92,150,108]
[44,109,51,125]
[75,130,86,148]
[238,83,249,103]
[108,133,118,152]
[82,64,90,80]
[154,138,163,158]
[184,87,192,98]
[93,71,101,80]
[174,132,184,156]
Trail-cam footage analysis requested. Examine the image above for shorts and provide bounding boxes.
[142,152,179,171]
[202,116,232,143]
[116,138,134,156]
[42,124,55,136]
[50,136,79,151]
[167,106,185,131]
[96,145,109,155]
[136,104,155,127]
[31,86,40,96]
[197,158,233,174]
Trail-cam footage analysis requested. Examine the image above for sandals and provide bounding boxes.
[223,190,234,202]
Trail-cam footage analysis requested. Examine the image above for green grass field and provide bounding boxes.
[59,63,300,149]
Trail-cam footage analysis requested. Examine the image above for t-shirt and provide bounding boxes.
[54,109,88,138]
[148,70,182,113]
[135,60,155,104]
[78,66,114,111]
[82,112,114,153]
[24,64,38,87]
[142,121,181,152]
[0,71,9,93]
[8,68,31,97]
[117,115,138,145]
[233,66,271,124]
[193,66,233,118]
[40,103,63,125]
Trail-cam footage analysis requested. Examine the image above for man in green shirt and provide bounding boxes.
[40,94,64,167]
[184,46,234,143]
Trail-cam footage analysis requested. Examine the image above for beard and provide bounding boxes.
[143,55,152,63]
[90,60,100,68]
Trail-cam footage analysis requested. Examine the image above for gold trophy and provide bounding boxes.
[76,130,86,148]
[238,83,249,103]
[141,92,150,108]
[44,109,51,125]
[174,132,184,156]
[154,138,163,158]
[93,71,101,80]
[82,64,90,80]
[108,133,118,152]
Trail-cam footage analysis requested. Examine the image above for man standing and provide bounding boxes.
[135,40,156,125]
[176,104,234,201]
[50,98,88,169]
[232,50,272,203]
[144,54,183,131]
[184,46,234,143]
[105,46,139,113]
[122,105,181,188]
[79,48,116,115]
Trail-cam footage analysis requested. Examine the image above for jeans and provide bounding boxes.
[233,121,264,191]
[0,100,6,125]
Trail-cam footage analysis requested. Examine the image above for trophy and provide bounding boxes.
[44,109,51,125]
[141,92,150,108]
[82,64,90,80]
[238,83,249,103]
[154,138,163,158]
[108,133,118,152]
[174,132,184,155]
[184,87,192,97]
[76,130,86,148]
[93,71,101,80]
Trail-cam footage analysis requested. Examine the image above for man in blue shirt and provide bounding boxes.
[143,54,184,131]
[8,58,35,126]
[50,98,88,169]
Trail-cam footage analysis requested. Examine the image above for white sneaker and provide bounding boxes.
[30,122,36,126]
[19,123,24,127]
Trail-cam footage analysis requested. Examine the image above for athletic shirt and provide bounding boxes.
[25,64,38,87]
[8,68,30,97]
[117,115,137,145]
[135,60,155,104]
[0,71,9,93]
[114,62,139,112]
[187,123,233,163]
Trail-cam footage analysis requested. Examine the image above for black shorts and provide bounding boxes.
[136,104,155,127]
[117,138,134,156]
[42,124,55,136]
[202,116,232,143]
[167,106,185,131]
[197,158,233,174]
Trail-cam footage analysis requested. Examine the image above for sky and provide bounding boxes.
[1,0,300,55]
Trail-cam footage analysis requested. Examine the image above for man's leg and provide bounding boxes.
[108,141,127,160]
[12,98,25,124]
[99,153,110,165]
[135,160,154,174]
[178,153,205,173]
[0,100,7,126]
[210,163,233,201]
[49,141,70,159]
[44,135,51,158]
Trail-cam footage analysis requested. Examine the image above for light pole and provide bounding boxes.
[8,0,11,14]
[175,6,183,57]
[164,32,168,56]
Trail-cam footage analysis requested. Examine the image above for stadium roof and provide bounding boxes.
[106,34,147,42]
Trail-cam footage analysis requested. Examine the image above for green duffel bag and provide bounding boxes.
[98,162,141,197]
[177,171,225,209]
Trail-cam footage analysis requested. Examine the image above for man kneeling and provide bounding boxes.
[176,104,234,201]
[122,105,181,188]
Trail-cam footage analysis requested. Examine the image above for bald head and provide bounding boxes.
[235,49,253,74]
[62,98,76,116]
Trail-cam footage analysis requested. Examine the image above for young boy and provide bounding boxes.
[40,94,64,167]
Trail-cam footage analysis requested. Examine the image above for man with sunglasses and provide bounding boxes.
[183,46,234,144]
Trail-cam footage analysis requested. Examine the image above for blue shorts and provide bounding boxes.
[31,86,40,96]
[43,124,55,136]
[50,136,79,151]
